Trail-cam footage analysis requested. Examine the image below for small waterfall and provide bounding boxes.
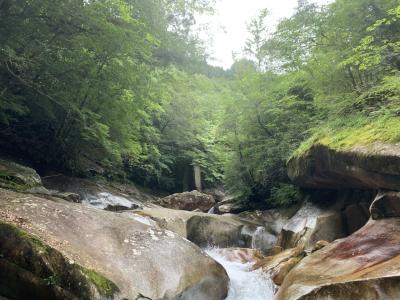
[208,206,216,214]
[206,248,275,300]
[251,227,265,249]
[83,192,138,209]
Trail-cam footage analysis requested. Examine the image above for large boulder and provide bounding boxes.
[0,188,229,300]
[216,197,248,214]
[203,187,226,202]
[0,159,42,191]
[276,202,346,251]
[288,143,400,190]
[134,208,271,250]
[187,214,248,248]
[276,218,400,300]
[157,190,215,212]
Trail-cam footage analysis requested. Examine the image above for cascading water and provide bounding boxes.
[206,248,276,300]
[83,192,131,208]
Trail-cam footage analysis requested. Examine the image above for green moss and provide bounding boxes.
[0,221,48,253]
[81,268,118,297]
[0,221,121,299]
[291,116,400,159]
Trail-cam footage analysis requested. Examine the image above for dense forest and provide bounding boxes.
[1,0,399,209]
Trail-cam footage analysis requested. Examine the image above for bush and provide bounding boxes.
[269,183,303,208]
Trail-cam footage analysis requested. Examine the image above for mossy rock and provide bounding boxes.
[0,222,119,300]
[288,142,400,190]
[0,160,42,191]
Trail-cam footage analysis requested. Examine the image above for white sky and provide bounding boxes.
[196,0,332,69]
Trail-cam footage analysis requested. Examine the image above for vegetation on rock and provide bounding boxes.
[0,221,119,299]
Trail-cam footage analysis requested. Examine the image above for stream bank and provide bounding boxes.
[2,149,400,300]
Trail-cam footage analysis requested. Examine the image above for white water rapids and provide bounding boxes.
[206,248,276,300]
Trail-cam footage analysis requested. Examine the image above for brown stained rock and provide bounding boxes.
[253,247,305,286]
[310,240,330,253]
[370,192,400,220]
[0,188,229,300]
[276,218,400,300]
[271,246,284,255]
[212,248,264,264]
[288,143,400,190]
[253,247,303,271]
[271,257,302,286]
[157,190,215,212]
[299,277,400,300]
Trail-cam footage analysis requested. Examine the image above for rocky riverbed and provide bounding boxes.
[1,152,400,299]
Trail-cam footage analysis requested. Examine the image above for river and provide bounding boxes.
[206,248,276,300]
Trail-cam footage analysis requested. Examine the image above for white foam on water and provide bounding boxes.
[206,248,276,300]
[83,192,134,209]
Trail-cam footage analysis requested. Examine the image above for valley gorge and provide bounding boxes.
[1,0,400,299]
[2,140,400,299]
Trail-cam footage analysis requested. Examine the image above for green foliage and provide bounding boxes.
[0,0,220,190]
[1,0,400,208]
[222,0,400,208]
[82,268,118,297]
[44,275,58,286]
[269,183,302,208]
[342,4,400,72]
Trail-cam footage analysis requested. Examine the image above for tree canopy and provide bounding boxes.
[1,0,399,208]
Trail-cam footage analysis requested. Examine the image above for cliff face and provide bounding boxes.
[288,143,400,190]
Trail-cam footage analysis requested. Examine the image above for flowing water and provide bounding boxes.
[82,192,139,209]
[86,191,276,299]
[206,248,276,300]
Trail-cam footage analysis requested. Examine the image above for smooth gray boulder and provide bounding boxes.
[0,188,229,300]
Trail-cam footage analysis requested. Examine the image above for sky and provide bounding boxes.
[196,0,332,69]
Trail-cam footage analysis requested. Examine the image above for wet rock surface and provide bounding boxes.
[276,218,400,300]
[43,175,153,210]
[0,188,229,300]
